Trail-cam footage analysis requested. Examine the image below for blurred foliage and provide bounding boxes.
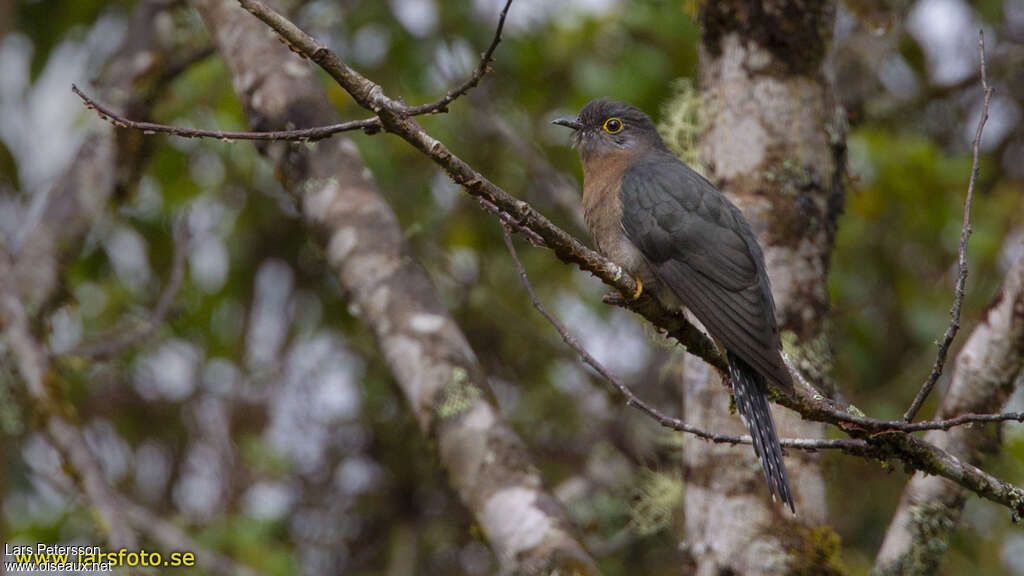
[1,0,1023,575]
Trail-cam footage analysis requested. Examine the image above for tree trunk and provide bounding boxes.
[682,2,845,573]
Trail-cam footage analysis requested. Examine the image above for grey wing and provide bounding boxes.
[620,154,791,388]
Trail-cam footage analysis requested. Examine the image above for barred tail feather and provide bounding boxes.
[727,353,795,513]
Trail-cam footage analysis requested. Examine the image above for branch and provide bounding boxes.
[65,220,190,359]
[904,31,992,422]
[76,0,723,376]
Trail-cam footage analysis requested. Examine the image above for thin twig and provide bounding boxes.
[156,45,217,91]
[74,84,383,141]
[904,31,992,422]
[480,198,546,247]
[403,0,514,116]
[67,219,190,359]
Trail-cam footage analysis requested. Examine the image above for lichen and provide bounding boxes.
[781,330,835,396]
[763,160,817,198]
[657,79,707,173]
[1009,487,1024,523]
[435,366,480,420]
[780,521,846,576]
[876,502,959,576]
[629,469,683,536]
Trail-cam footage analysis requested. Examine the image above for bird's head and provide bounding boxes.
[552,99,667,160]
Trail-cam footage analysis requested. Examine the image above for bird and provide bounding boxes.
[553,99,796,513]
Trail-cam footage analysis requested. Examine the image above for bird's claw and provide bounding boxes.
[602,293,624,306]
[632,279,643,300]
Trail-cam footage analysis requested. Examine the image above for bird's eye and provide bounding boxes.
[603,117,623,134]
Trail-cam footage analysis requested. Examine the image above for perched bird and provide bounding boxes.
[553,99,795,513]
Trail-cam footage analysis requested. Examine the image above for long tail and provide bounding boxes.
[727,352,795,513]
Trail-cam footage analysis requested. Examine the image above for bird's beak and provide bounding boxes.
[552,117,583,130]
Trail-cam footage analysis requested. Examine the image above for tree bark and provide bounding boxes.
[682,2,844,573]
[189,1,599,573]
[874,254,1024,575]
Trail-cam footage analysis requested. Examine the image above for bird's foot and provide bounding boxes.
[632,278,643,300]
[602,293,624,306]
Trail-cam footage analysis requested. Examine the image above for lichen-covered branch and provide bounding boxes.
[188,1,598,572]
[874,253,1024,575]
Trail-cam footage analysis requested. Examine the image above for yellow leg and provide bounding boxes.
[632,278,644,300]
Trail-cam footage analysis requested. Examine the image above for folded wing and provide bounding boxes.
[620,152,791,388]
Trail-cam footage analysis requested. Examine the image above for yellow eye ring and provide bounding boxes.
[603,117,624,134]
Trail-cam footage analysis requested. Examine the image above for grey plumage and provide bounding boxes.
[619,149,792,389]
[555,99,795,513]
